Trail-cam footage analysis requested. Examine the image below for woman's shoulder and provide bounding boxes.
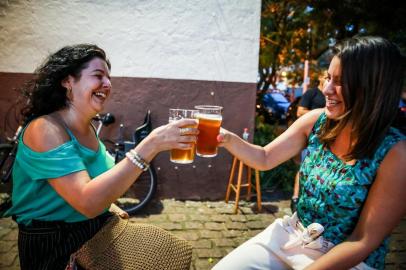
[377,138,406,188]
[369,127,406,170]
[297,108,324,137]
[23,115,71,152]
[388,126,406,140]
[391,139,406,154]
[304,108,324,121]
[380,128,406,160]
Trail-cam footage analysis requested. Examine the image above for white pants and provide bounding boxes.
[212,215,375,270]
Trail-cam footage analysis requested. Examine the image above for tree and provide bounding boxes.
[258,0,309,94]
[310,0,406,53]
[257,0,312,122]
[257,0,406,121]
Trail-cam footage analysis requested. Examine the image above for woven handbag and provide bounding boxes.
[73,214,192,270]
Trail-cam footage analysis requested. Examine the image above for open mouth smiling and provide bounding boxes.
[93,91,107,100]
[326,98,340,106]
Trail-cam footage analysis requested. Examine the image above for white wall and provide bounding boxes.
[0,0,261,83]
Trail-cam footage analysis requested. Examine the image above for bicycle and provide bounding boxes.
[0,125,22,216]
[94,111,157,215]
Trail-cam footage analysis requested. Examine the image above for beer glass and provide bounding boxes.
[169,109,198,164]
[194,105,223,157]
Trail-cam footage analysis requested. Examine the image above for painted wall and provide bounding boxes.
[0,0,260,82]
[0,0,261,199]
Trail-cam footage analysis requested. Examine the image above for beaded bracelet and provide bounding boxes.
[125,150,150,172]
[130,150,150,169]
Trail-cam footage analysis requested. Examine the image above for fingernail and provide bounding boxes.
[217,134,224,142]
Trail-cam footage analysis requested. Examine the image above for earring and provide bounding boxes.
[66,87,73,102]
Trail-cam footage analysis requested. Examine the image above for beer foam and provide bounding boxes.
[196,113,222,120]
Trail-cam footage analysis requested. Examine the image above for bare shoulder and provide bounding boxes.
[301,108,324,123]
[380,140,406,172]
[378,139,406,189]
[292,108,324,137]
[351,139,406,248]
[23,115,70,152]
[383,139,406,165]
[370,139,406,219]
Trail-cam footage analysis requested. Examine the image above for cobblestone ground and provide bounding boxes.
[1,199,405,269]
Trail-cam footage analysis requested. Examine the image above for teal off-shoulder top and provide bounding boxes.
[4,122,115,225]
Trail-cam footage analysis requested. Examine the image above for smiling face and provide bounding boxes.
[66,57,111,116]
[323,56,345,119]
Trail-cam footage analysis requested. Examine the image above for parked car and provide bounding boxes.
[262,92,291,124]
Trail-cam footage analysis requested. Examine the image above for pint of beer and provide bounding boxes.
[194,105,223,157]
[169,109,198,164]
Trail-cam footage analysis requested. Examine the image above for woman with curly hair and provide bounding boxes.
[4,44,196,270]
[213,36,405,269]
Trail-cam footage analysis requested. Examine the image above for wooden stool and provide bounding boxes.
[225,156,262,214]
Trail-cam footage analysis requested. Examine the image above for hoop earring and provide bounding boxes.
[66,87,73,102]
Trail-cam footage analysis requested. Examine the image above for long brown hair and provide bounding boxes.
[319,36,405,160]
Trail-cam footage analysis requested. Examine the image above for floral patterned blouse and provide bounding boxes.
[297,113,405,269]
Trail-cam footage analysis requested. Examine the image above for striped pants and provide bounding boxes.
[17,213,111,270]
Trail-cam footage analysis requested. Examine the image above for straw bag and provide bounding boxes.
[71,214,192,270]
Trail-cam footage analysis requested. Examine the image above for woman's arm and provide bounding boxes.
[306,140,406,270]
[24,116,198,218]
[220,109,323,171]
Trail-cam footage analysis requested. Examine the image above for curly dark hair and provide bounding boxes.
[20,44,111,123]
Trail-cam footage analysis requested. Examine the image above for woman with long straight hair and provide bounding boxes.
[213,36,406,270]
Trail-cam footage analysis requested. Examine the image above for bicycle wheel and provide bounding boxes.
[115,165,157,215]
[0,144,14,216]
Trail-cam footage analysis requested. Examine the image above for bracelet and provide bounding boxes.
[130,150,150,170]
[125,150,150,172]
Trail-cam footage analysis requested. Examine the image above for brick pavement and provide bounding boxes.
[0,199,405,270]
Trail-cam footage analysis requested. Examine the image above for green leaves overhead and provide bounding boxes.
[258,0,405,93]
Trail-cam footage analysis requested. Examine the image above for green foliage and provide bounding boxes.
[258,0,311,90]
[255,0,406,191]
[253,116,299,192]
[253,115,279,146]
[258,0,406,94]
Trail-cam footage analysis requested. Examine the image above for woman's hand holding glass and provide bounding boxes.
[148,119,199,154]
[216,127,233,147]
